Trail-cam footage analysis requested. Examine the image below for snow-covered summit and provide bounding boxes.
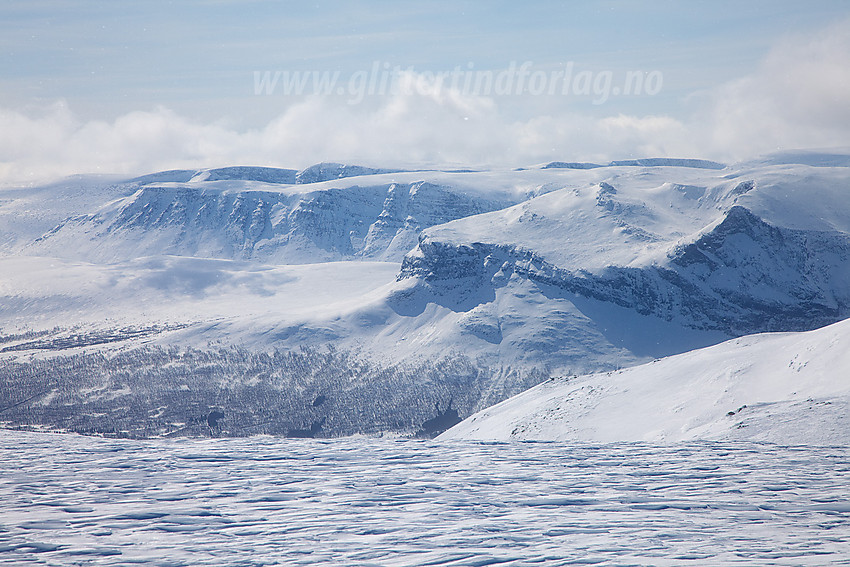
[294,162,403,184]
[128,163,401,186]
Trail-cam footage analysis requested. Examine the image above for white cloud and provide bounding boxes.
[0,95,692,186]
[1,19,848,187]
[696,18,850,160]
[0,102,244,186]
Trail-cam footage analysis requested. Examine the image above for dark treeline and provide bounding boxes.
[0,345,548,438]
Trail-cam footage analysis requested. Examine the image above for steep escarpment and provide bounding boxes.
[26,179,513,264]
[30,185,385,263]
[362,181,505,260]
[399,204,850,336]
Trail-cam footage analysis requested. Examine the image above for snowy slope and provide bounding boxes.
[440,317,850,445]
[294,162,400,184]
[0,174,133,251]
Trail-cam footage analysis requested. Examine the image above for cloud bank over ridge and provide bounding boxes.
[1,20,848,186]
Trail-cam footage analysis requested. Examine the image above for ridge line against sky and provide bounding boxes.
[1,1,849,185]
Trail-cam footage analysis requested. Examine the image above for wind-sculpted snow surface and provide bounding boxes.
[1,431,849,566]
[442,317,850,444]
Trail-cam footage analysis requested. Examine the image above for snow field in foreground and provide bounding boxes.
[1,431,848,566]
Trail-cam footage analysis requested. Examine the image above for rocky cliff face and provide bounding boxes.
[31,185,378,263]
[27,178,513,264]
[362,181,506,260]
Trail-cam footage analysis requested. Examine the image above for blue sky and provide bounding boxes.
[1,1,849,182]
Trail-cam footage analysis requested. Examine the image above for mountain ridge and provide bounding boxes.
[2,150,849,437]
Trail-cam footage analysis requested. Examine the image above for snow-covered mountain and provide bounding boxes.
[405,165,850,329]
[2,152,849,437]
[388,158,850,370]
[440,316,850,445]
[24,173,514,264]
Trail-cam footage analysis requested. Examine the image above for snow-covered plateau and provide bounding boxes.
[1,151,849,440]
